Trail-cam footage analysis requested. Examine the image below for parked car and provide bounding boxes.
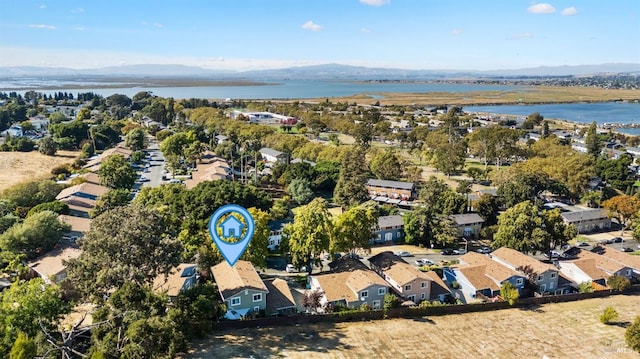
[544,250,561,259]
[621,247,633,252]
[285,264,307,273]
[395,251,413,257]
[139,176,150,182]
[611,237,624,243]
[477,246,492,254]
[441,248,455,255]
[576,241,590,247]
[415,258,434,266]
[453,248,467,255]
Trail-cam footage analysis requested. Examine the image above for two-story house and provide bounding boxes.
[560,209,611,234]
[450,213,485,239]
[368,251,450,303]
[153,263,200,302]
[491,247,562,295]
[366,179,416,201]
[373,215,404,244]
[211,260,269,319]
[309,268,389,310]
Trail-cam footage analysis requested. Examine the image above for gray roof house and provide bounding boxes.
[560,209,611,233]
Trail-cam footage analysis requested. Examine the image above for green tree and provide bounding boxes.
[585,121,602,157]
[432,216,458,247]
[91,189,131,218]
[283,198,332,272]
[9,332,37,359]
[474,193,500,226]
[626,316,640,353]
[66,205,183,300]
[38,136,57,156]
[500,282,519,306]
[607,275,631,292]
[333,148,369,208]
[241,208,270,269]
[331,205,378,254]
[98,154,137,190]
[124,127,146,151]
[0,210,70,260]
[0,279,70,356]
[466,167,485,183]
[602,195,640,236]
[492,201,552,255]
[369,149,403,181]
[287,178,314,205]
[1,180,61,211]
[26,200,69,217]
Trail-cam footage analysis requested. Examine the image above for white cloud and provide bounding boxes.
[39,4,46,9]
[153,23,164,28]
[451,29,463,35]
[71,7,84,14]
[301,21,323,32]
[508,32,533,40]
[359,0,390,6]
[561,7,577,16]
[361,28,371,33]
[29,24,56,30]
[74,27,85,31]
[527,3,556,14]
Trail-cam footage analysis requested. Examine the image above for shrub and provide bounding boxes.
[452,281,460,289]
[626,316,640,353]
[500,282,520,306]
[578,281,594,293]
[600,306,619,324]
[608,275,631,292]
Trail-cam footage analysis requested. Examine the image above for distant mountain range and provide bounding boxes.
[0,63,638,80]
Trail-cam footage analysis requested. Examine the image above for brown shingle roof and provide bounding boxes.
[313,269,387,304]
[423,270,451,297]
[459,252,521,283]
[596,245,640,271]
[575,248,627,274]
[28,244,81,282]
[491,247,556,275]
[153,263,198,297]
[382,261,433,287]
[570,258,608,281]
[264,278,296,313]
[56,183,109,200]
[457,265,500,292]
[211,260,268,300]
[58,215,91,233]
[80,172,101,185]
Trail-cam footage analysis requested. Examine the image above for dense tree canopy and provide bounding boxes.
[66,205,183,300]
[283,198,333,271]
[98,154,137,190]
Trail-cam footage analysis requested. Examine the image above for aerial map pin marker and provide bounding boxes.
[208,204,255,266]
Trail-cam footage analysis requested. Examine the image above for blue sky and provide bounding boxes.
[0,0,638,71]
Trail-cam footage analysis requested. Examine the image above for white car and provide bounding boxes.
[285,264,307,273]
[395,251,412,257]
[415,258,434,266]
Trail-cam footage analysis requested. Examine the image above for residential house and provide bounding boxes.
[3,124,23,137]
[444,252,527,301]
[560,209,611,233]
[260,147,288,163]
[267,220,291,251]
[153,263,200,301]
[59,196,95,218]
[450,213,484,239]
[27,244,81,284]
[366,179,416,201]
[368,251,450,303]
[184,153,232,189]
[373,215,404,244]
[83,146,133,172]
[264,278,297,316]
[558,258,609,288]
[56,182,109,202]
[290,158,317,167]
[211,260,268,319]
[309,267,389,310]
[490,247,562,294]
[591,245,640,279]
[80,172,101,185]
[58,215,91,239]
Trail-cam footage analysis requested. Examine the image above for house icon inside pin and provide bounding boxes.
[219,215,244,238]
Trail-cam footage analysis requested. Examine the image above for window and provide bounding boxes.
[404,284,412,291]
[421,293,426,300]
[397,231,402,238]
[360,290,368,299]
[516,278,524,285]
[421,282,427,288]
[230,297,241,306]
[550,272,557,279]
[254,306,260,313]
[539,284,546,293]
[378,287,386,295]
[408,295,416,302]
[372,300,381,309]
[537,275,544,282]
[385,232,393,242]
[252,293,262,302]
[627,270,632,277]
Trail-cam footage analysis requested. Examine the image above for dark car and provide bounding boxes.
[441,248,455,255]
[611,237,624,243]
[477,246,492,254]
[621,247,633,252]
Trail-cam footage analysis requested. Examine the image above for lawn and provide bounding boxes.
[184,293,640,358]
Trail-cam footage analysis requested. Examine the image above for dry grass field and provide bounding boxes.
[185,294,640,359]
[0,150,79,191]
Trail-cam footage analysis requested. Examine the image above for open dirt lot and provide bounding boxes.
[185,294,640,359]
[0,150,79,191]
